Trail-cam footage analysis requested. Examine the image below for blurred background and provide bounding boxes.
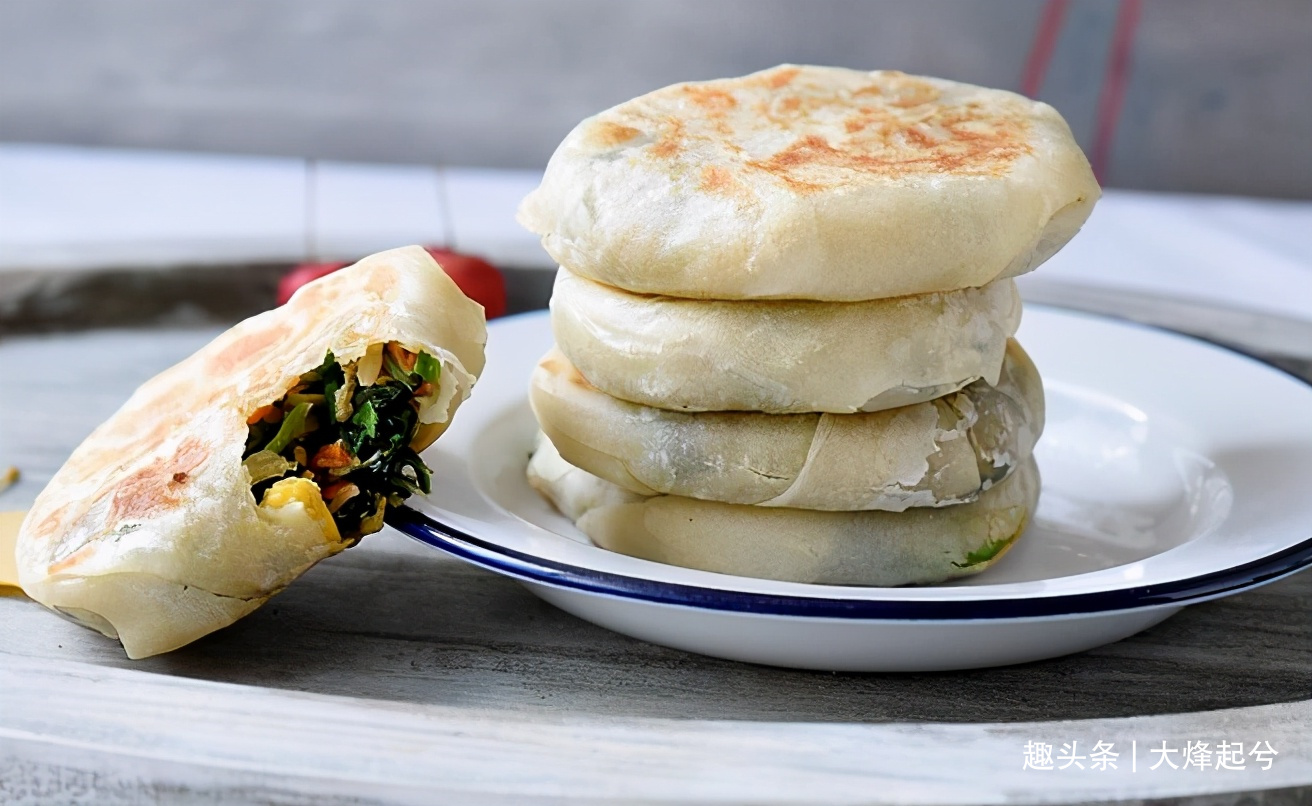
[0,0,1309,333]
[2,0,1308,196]
[2,0,1311,507]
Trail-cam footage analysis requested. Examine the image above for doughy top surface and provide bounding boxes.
[519,64,1099,301]
[580,65,1035,194]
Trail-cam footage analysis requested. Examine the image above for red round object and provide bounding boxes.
[276,248,507,319]
[424,247,507,320]
[276,262,347,306]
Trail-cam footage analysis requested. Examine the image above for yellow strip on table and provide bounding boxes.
[1,510,26,592]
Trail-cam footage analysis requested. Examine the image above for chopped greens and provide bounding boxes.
[264,402,313,454]
[242,450,298,485]
[351,400,379,442]
[382,352,414,390]
[951,533,1017,569]
[415,352,441,385]
[242,344,440,541]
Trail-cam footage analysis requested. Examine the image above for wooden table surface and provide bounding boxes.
[2,285,1311,805]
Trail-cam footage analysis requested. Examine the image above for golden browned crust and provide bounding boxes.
[598,67,1036,195]
[519,64,1100,301]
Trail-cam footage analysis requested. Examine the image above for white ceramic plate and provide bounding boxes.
[390,307,1312,671]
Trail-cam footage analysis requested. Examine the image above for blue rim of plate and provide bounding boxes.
[388,505,1312,620]
[387,313,1312,621]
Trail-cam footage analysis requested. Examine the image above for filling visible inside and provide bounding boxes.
[949,522,1024,570]
[242,342,441,542]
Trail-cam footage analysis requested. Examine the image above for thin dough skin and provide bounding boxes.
[16,246,487,659]
[528,437,1039,586]
[551,268,1022,413]
[519,65,1100,301]
[531,341,1043,511]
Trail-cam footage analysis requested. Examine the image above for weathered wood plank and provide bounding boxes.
[3,654,1312,805]
[3,531,1310,724]
[2,307,1311,803]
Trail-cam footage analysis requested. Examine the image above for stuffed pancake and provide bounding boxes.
[550,269,1022,414]
[528,436,1038,586]
[530,340,1043,511]
[16,246,486,658]
[519,65,1099,301]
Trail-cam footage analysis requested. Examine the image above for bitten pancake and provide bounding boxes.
[531,340,1043,511]
[551,268,1021,413]
[528,436,1039,586]
[17,247,487,658]
[520,65,1099,301]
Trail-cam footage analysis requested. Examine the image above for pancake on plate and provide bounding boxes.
[528,436,1039,586]
[520,64,1099,301]
[551,268,1021,413]
[530,341,1042,511]
[520,65,1097,586]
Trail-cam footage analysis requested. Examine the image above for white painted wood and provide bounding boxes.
[311,161,446,261]
[0,144,307,270]
[1,655,1309,805]
[442,166,553,269]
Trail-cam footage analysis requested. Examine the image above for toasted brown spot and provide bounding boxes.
[763,66,801,88]
[588,121,642,149]
[682,86,737,112]
[747,104,1032,190]
[35,508,64,542]
[699,165,735,193]
[364,265,400,297]
[905,127,937,147]
[886,79,941,108]
[49,545,96,575]
[589,67,1033,193]
[758,135,839,168]
[649,116,685,159]
[108,437,210,525]
[650,141,679,158]
[210,324,292,376]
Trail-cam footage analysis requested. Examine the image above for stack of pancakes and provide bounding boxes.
[518,65,1099,586]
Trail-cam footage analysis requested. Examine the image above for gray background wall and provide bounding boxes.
[1,0,1309,198]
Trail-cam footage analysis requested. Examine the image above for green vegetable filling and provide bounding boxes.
[951,533,1017,569]
[242,344,440,541]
